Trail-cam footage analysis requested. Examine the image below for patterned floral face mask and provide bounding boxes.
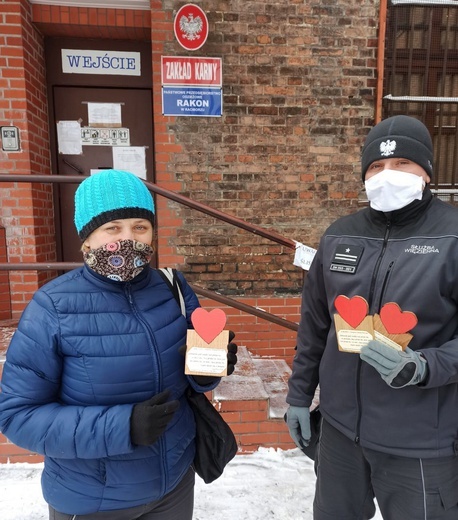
[83,239,153,282]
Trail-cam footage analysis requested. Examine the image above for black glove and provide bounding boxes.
[193,331,238,385]
[227,331,238,375]
[130,389,180,446]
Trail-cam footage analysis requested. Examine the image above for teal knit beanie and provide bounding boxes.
[74,170,155,240]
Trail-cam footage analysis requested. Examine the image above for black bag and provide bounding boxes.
[187,387,238,483]
[157,268,238,483]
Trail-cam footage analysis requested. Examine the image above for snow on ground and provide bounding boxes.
[0,448,383,519]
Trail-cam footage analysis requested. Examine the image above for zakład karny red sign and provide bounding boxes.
[161,56,222,86]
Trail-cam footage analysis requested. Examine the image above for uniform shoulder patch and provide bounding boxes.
[330,244,364,274]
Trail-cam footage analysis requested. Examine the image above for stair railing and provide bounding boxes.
[0,174,299,332]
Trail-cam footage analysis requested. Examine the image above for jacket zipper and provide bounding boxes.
[377,261,395,311]
[368,220,392,307]
[123,282,168,495]
[123,283,162,391]
[355,220,392,445]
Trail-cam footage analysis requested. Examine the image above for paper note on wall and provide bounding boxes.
[293,242,317,271]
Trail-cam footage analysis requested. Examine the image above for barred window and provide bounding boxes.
[383,0,458,202]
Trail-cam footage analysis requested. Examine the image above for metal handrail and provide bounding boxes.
[0,175,297,249]
[0,262,298,331]
[0,174,299,331]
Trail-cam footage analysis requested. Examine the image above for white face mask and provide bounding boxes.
[364,169,425,212]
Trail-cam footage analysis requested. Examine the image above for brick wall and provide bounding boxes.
[1,0,378,307]
[220,398,294,453]
[152,0,378,297]
[0,0,55,317]
[0,227,11,320]
[31,2,151,39]
[150,1,187,268]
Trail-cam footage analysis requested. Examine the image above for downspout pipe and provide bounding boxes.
[376,0,388,123]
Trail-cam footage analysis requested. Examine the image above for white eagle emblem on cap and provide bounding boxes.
[379,139,396,157]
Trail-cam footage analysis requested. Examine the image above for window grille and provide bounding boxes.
[384,1,458,199]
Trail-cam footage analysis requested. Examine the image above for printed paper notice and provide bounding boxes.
[88,103,122,127]
[374,330,403,351]
[81,127,130,146]
[293,242,317,271]
[56,120,82,155]
[185,329,229,377]
[337,329,373,353]
[186,347,228,374]
[113,147,147,179]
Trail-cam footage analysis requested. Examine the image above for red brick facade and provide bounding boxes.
[0,0,56,317]
[0,0,378,308]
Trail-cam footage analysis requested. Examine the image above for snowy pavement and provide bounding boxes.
[0,448,383,519]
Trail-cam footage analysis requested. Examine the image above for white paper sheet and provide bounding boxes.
[56,120,82,155]
[112,146,147,179]
[293,242,317,271]
[88,103,122,127]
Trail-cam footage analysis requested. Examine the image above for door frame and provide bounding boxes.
[45,37,154,262]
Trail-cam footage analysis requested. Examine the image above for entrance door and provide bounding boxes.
[52,86,154,263]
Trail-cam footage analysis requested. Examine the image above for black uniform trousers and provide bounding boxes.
[314,419,458,520]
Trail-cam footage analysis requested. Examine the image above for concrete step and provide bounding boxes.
[211,346,295,452]
[214,346,291,418]
[213,346,269,402]
[0,320,17,363]
[252,357,291,420]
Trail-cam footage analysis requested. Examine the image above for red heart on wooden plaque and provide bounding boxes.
[334,295,369,328]
[191,308,227,344]
[380,302,417,334]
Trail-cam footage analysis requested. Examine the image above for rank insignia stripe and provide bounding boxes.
[330,244,364,274]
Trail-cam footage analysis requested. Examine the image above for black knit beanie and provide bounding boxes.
[361,116,433,181]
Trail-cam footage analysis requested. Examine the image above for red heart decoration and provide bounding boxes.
[334,295,369,328]
[191,308,227,344]
[380,302,417,334]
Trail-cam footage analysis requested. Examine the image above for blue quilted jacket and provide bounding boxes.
[0,265,214,514]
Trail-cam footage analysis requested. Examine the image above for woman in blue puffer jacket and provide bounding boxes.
[0,169,237,520]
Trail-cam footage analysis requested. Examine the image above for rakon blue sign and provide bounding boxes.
[162,87,222,117]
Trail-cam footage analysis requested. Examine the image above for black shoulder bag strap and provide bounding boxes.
[158,269,237,484]
[157,267,186,318]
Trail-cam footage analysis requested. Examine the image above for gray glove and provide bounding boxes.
[285,406,311,449]
[360,340,427,389]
